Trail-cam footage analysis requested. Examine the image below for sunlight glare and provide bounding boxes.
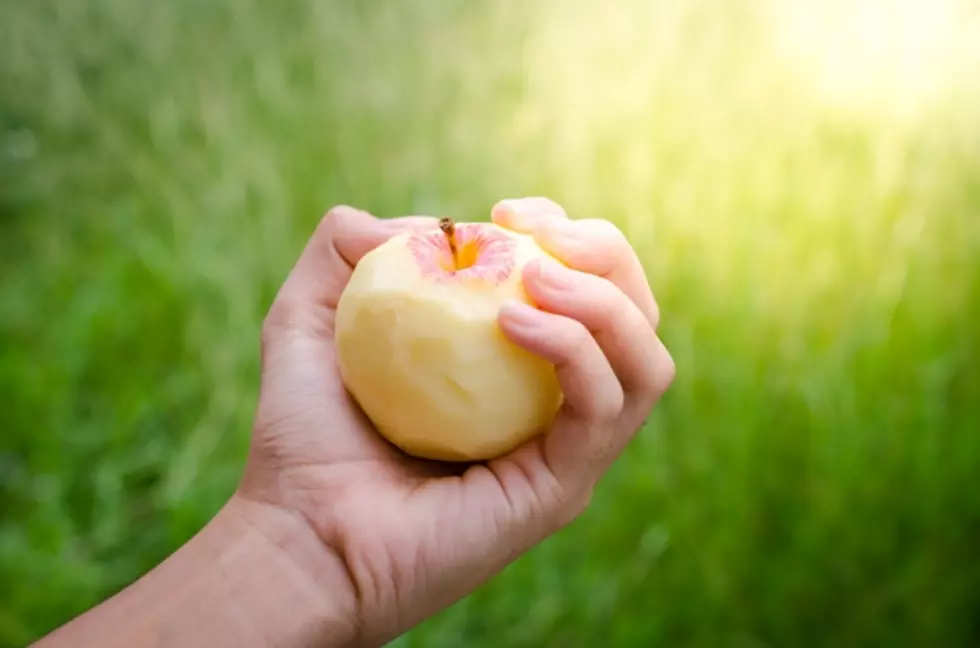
[766,0,973,120]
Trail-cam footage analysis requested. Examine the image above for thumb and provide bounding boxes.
[250,206,439,466]
[263,206,437,348]
[277,206,436,311]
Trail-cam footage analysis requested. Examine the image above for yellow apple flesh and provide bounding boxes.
[334,218,563,462]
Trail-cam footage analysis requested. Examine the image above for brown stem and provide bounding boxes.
[439,217,458,266]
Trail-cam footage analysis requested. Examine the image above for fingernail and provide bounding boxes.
[493,200,521,224]
[532,257,573,290]
[493,198,542,231]
[499,299,541,328]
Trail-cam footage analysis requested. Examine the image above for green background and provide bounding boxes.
[3,1,980,646]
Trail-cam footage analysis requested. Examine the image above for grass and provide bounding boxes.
[2,0,980,646]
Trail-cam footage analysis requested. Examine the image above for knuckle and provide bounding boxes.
[551,487,594,531]
[319,204,372,241]
[549,218,633,273]
[511,196,568,219]
[558,318,594,354]
[595,221,639,273]
[595,393,625,423]
[637,348,676,406]
[591,218,630,249]
[532,196,569,219]
[657,349,677,393]
[555,322,625,423]
[320,205,352,232]
[500,196,569,223]
[261,297,302,348]
[579,384,625,425]
[646,300,662,331]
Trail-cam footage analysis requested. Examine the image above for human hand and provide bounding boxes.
[235,197,675,646]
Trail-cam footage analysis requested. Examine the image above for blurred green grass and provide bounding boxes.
[3,0,980,646]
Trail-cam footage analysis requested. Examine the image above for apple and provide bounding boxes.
[334,216,564,462]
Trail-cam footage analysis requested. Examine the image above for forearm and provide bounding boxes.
[34,496,359,648]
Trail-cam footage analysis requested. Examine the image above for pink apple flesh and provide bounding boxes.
[334,219,563,462]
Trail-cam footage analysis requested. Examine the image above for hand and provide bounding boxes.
[237,196,676,646]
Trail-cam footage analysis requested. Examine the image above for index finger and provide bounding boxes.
[491,199,660,330]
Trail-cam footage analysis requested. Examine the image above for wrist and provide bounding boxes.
[183,494,361,648]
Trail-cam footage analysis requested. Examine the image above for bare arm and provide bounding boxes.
[33,495,359,648]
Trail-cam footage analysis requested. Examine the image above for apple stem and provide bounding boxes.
[439,217,459,267]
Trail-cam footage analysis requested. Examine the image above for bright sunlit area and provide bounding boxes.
[2,0,980,646]
[767,0,980,118]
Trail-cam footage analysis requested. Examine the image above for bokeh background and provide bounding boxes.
[3,0,980,645]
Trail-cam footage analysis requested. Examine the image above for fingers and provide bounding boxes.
[264,206,437,346]
[497,300,627,484]
[497,296,671,490]
[522,258,669,401]
[491,199,659,330]
[505,259,674,479]
[498,301,624,424]
[493,196,674,496]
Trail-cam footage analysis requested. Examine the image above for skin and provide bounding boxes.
[33,197,676,648]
